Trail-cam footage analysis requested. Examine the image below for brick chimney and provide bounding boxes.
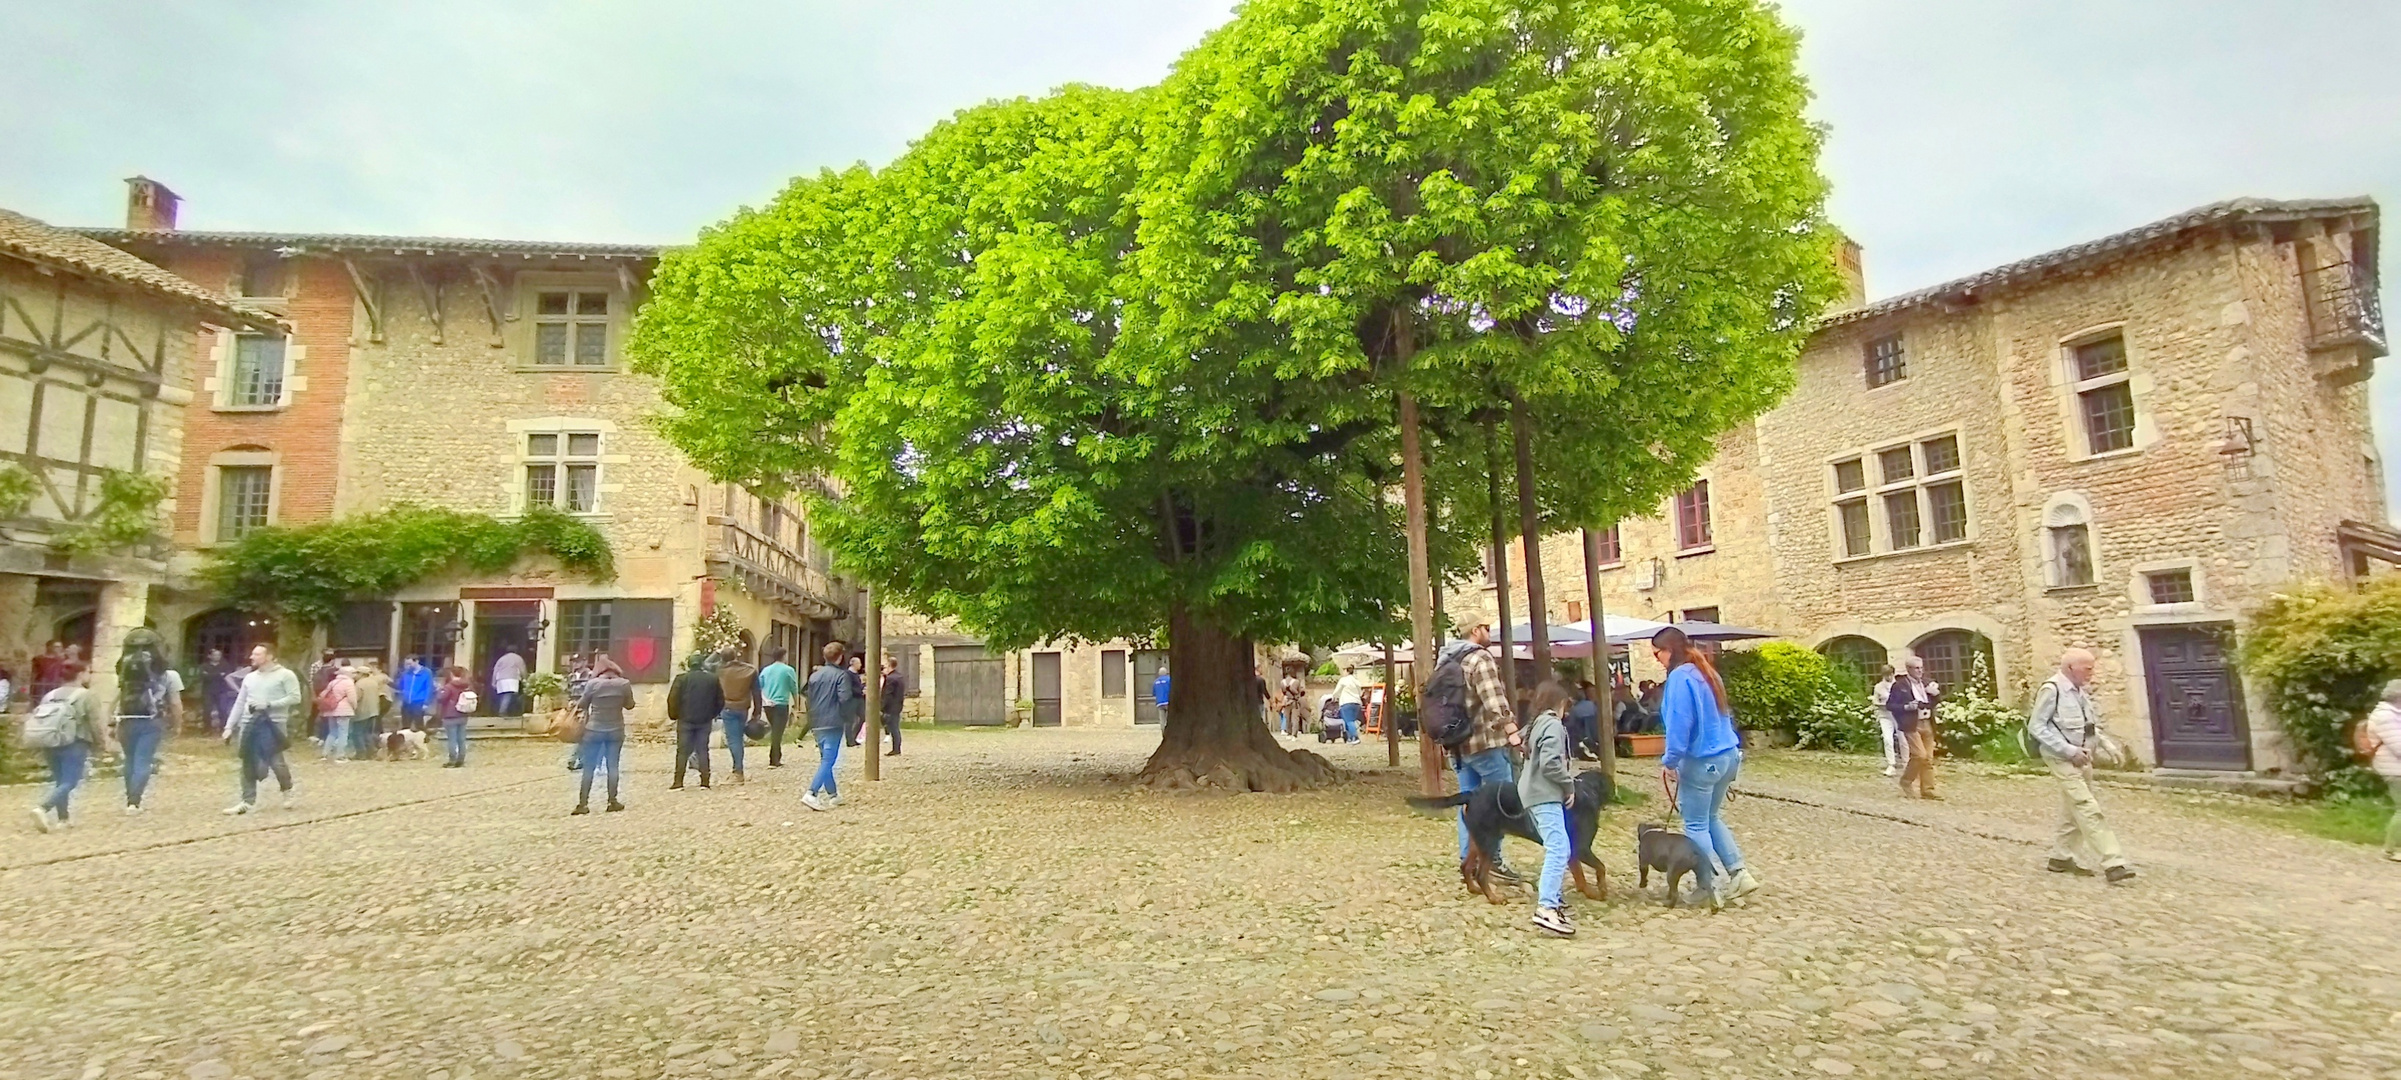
[1830,232,1867,312]
[124,176,180,231]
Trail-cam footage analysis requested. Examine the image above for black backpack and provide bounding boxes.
[1423,651,1476,749]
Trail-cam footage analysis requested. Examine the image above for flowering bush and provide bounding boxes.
[2243,576,2401,800]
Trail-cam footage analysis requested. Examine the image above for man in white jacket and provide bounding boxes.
[2027,648,2132,884]
[225,643,303,814]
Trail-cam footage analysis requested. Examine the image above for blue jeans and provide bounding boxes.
[324,716,353,759]
[578,730,625,806]
[352,711,380,758]
[120,716,163,807]
[41,742,89,820]
[443,719,468,764]
[1340,703,1362,743]
[719,709,749,773]
[1455,747,1515,861]
[1676,748,1747,896]
[1529,801,1569,909]
[238,721,292,805]
[810,727,842,797]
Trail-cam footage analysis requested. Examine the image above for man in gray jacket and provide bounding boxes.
[573,661,635,815]
[2028,648,2133,884]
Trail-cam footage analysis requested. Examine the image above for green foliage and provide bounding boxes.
[1312,660,1340,678]
[199,505,614,628]
[2243,575,2401,789]
[1720,642,1875,751]
[523,671,566,703]
[630,0,1835,664]
[53,470,169,555]
[1935,693,2023,757]
[0,461,36,519]
[692,606,749,660]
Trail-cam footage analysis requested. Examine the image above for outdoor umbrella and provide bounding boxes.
[1606,620,1779,644]
[1554,614,1671,657]
[1507,620,1591,645]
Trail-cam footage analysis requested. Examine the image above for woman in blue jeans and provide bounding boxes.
[1652,626,1761,909]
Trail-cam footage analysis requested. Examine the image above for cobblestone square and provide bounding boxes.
[4,730,2398,1080]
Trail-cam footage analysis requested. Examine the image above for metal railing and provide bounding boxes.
[2308,260,2388,355]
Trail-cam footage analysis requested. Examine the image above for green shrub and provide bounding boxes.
[2243,575,2401,790]
[1932,649,2021,756]
[199,505,614,628]
[1721,642,1877,752]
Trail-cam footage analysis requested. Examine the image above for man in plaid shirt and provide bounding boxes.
[1443,623,1523,879]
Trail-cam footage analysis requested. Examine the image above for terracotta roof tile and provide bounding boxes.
[0,207,265,328]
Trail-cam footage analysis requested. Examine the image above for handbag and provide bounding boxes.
[549,708,584,744]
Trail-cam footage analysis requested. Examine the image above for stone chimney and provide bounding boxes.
[124,176,180,231]
[1831,232,1867,312]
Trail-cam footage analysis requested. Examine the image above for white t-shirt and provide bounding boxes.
[1335,672,1365,707]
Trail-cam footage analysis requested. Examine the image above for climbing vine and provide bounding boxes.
[691,604,748,661]
[53,469,171,556]
[199,505,614,628]
[0,461,35,519]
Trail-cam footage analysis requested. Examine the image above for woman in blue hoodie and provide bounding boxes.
[1652,626,1761,909]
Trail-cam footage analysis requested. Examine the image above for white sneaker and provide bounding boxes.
[281,791,299,811]
[1882,766,1898,777]
[1724,867,1763,902]
[223,802,254,816]
[826,794,843,808]
[800,793,827,812]
[29,807,54,834]
[125,803,143,816]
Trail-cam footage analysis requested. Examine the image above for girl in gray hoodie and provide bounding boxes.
[1517,681,1579,936]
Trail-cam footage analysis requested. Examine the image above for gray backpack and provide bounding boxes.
[20,688,81,749]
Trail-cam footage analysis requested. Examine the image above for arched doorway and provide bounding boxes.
[53,609,97,659]
[1816,635,1889,688]
[186,608,278,666]
[1909,629,1994,698]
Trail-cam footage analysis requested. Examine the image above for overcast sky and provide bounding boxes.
[5,0,2395,508]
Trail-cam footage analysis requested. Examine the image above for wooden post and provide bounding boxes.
[1583,527,1617,779]
[863,587,883,781]
[1485,423,1517,708]
[1512,395,1552,675]
[1399,390,1440,796]
[1382,639,1399,767]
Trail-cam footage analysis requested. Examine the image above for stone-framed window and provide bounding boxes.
[2066,330,2140,456]
[2130,558,2204,610]
[2145,568,2196,605]
[217,465,272,541]
[2043,495,2097,588]
[523,430,602,514]
[1830,432,1965,559]
[1592,523,1622,566]
[1674,481,1712,552]
[1864,333,1907,388]
[514,275,625,371]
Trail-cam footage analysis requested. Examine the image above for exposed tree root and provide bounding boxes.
[1136,723,1341,793]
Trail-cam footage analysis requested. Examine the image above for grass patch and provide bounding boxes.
[2203,794,2394,848]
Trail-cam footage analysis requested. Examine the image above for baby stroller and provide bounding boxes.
[1317,696,1343,743]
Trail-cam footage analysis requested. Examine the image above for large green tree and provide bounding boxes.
[633,0,1835,791]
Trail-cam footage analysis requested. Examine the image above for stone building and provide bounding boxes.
[83,179,856,716]
[1451,197,2388,775]
[0,193,270,710]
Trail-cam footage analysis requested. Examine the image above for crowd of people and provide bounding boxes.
[12,630,915,829]
[15,623,2398,885]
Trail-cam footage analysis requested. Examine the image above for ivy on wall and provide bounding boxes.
[199,505,615,627]
[53,470,171,555]
[0,462,35,519]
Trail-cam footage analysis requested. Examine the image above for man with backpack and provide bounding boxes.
[113,628,183,814]
[24,665,103,833]
[2028,648,2133,884]
[1427,623,1523,881]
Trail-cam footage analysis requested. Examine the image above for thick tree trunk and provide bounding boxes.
[1137,605,1337,792]
[1400,390,1441,796]
[1512,395,1553,675]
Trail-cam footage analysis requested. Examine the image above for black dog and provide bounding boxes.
[1635,823,1704,907]
[1407,770,1613,904]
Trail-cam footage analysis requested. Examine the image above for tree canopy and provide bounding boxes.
[631,0,1837,788]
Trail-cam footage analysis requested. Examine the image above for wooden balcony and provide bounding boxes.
[2307,262,2387,359]
[705,516,850,621]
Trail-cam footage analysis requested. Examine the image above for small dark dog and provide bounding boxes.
[1635,823,1703,907]
[1407,770,1613,905]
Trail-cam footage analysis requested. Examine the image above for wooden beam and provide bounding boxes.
[342,259,385,344]
[408,264,445,344]
[470,264,509,345]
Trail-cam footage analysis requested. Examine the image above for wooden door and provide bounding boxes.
[933,644,1006,726]
[1031,651,1062,727]
[2139,624,2252,770]
[1132,649,1166,725]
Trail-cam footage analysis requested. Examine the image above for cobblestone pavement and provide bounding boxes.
[4,729,2398,1080]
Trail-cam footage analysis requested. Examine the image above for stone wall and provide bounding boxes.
[1442,212,2386,771]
